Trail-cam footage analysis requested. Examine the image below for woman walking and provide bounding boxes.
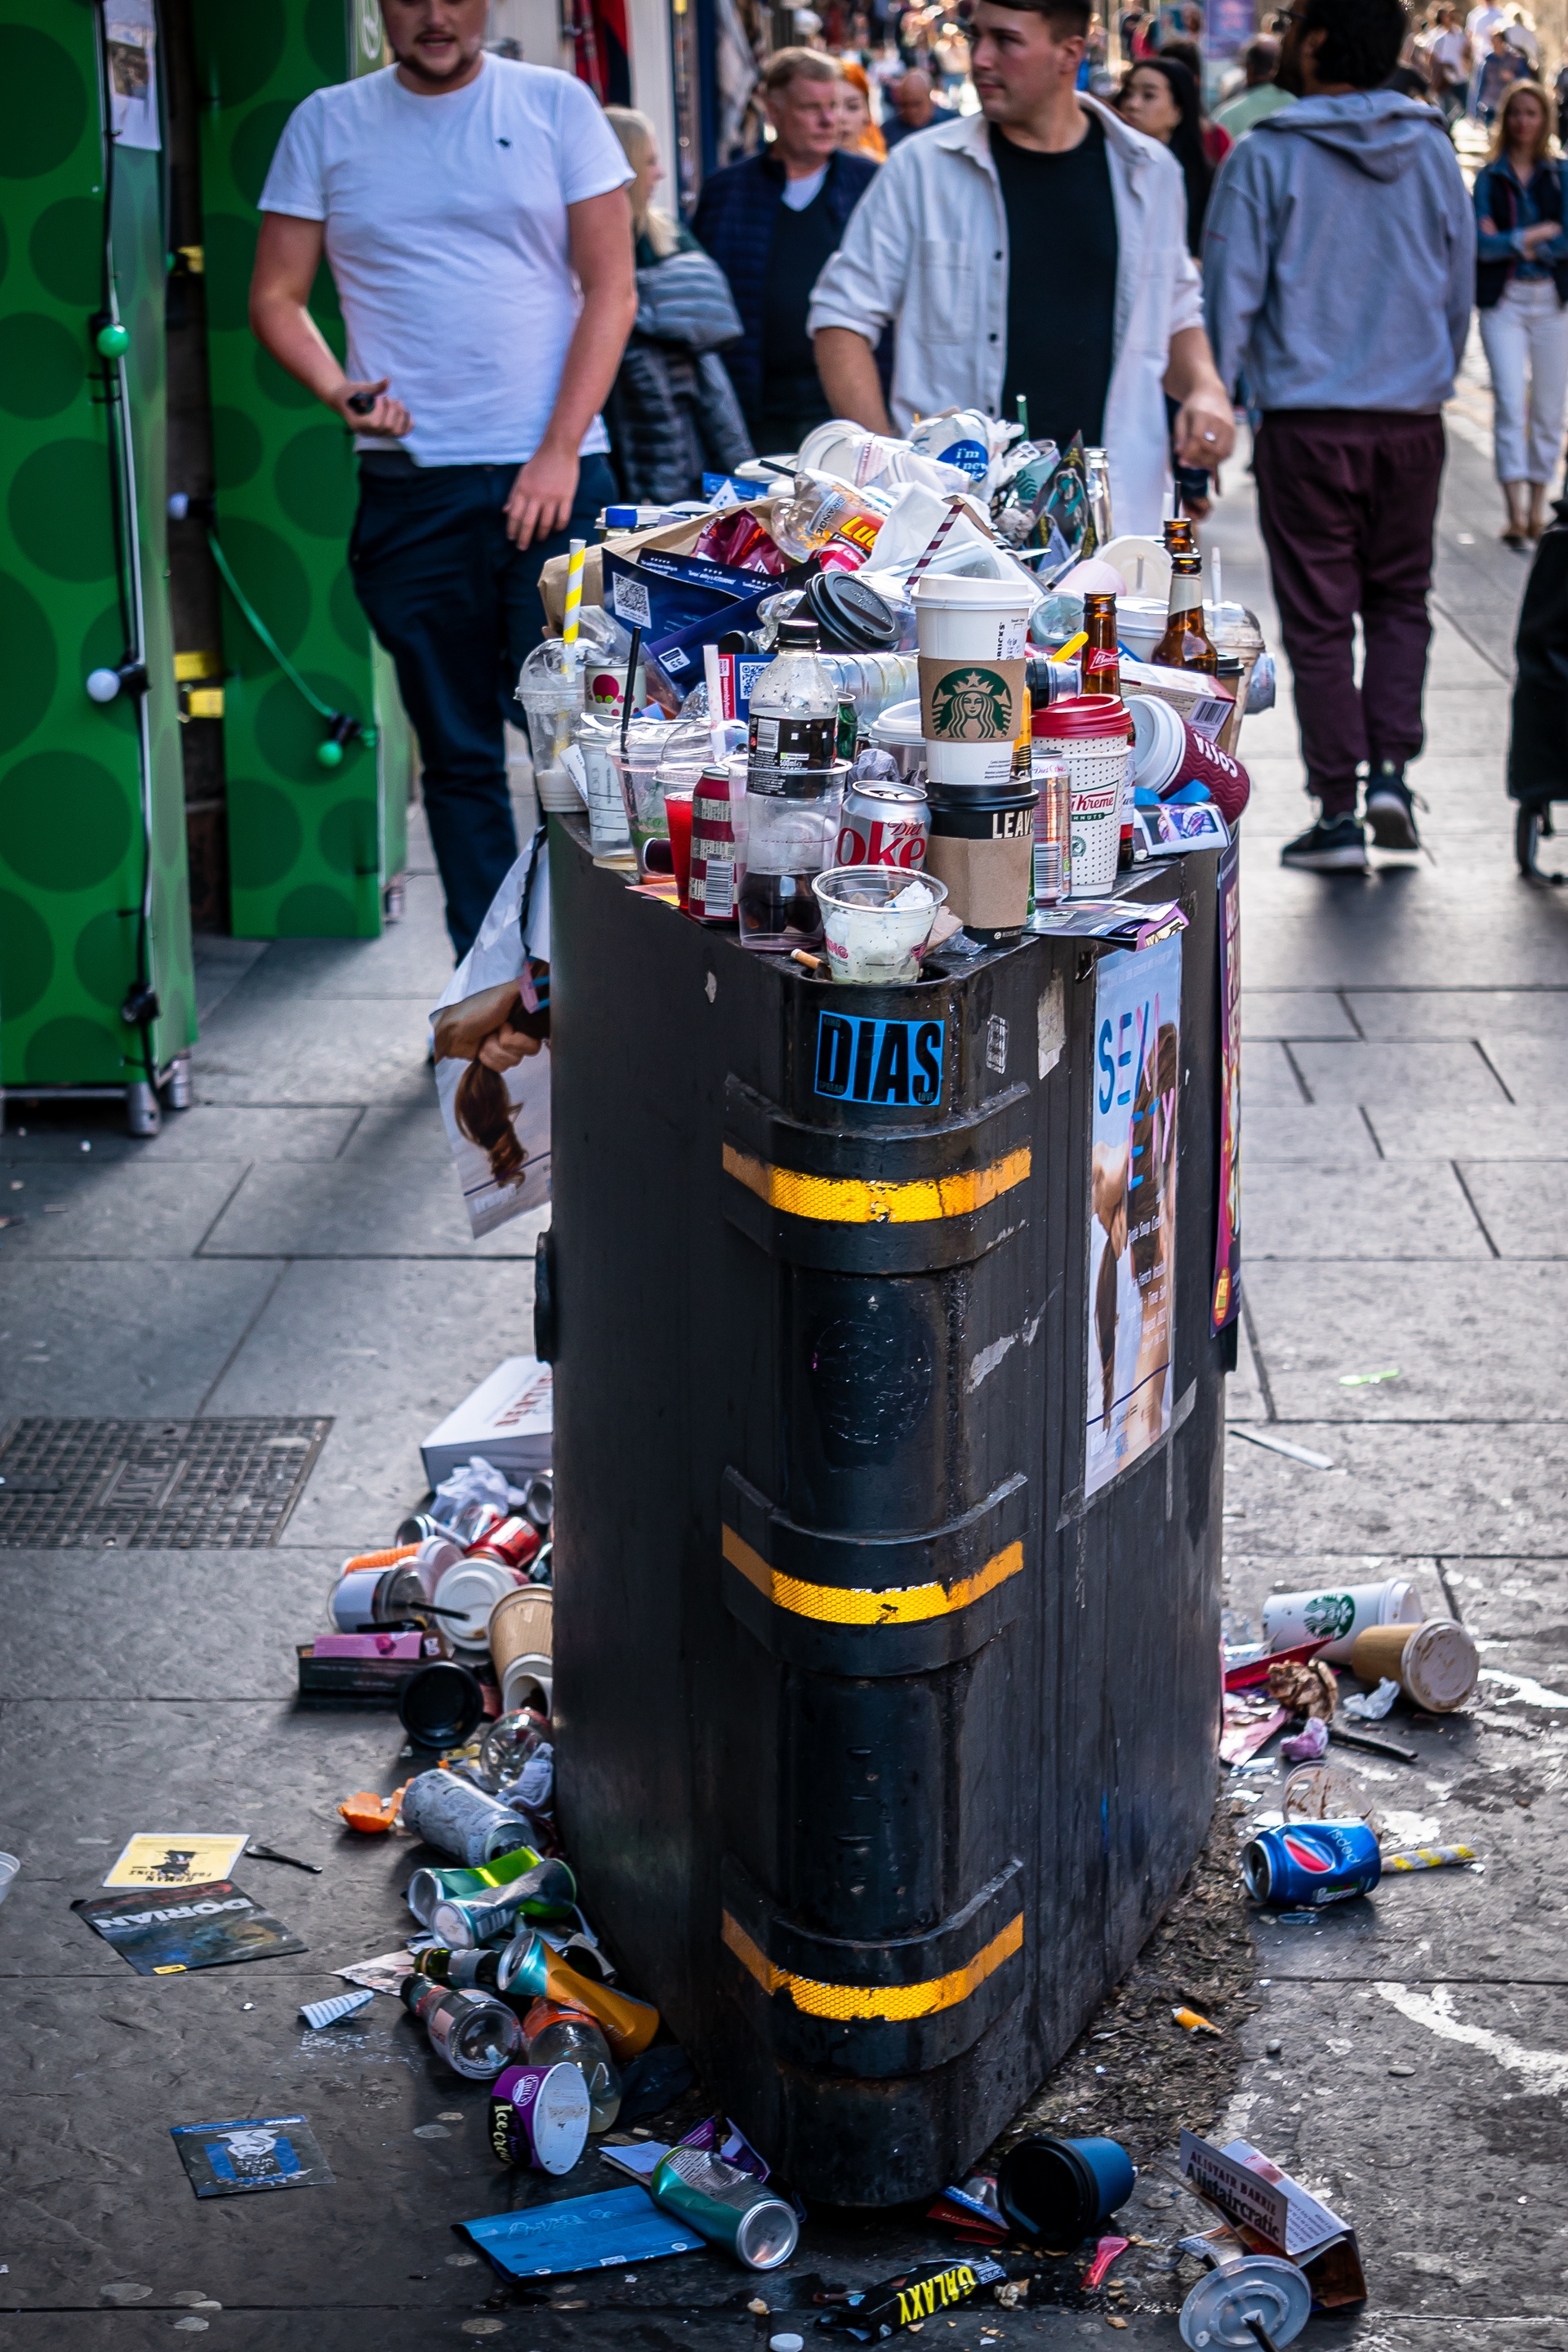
[1475,80,1568,546]
[1119,55,1215,255]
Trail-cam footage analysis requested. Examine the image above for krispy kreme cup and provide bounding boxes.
[1031,695,1131,895]
[913,574,1032,790]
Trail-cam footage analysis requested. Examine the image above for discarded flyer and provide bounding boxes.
[1032,896,1188,950]
[1220,1691,1287,1766]
[334,1949,424,1996]
[430,836,551,1239]
[103,1833,248,1889]
[74,1881,305,1975]
[171,2114,334,2198]
[458,2185,704,2278]
[301,1988,376,2029]
[420,1355,553,1486]
[1178,2131,1366,2307]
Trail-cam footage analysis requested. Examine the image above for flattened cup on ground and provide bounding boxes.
[996,2132,1135,2243]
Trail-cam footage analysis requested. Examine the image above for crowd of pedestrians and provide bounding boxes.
[245,0,1568,946]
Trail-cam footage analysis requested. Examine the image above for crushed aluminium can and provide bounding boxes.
[649,2145,799,2270]
[1241,1820,1382,1908]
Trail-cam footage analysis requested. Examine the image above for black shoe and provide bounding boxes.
[1280,813,1369,871]
[1365,763,1421,851]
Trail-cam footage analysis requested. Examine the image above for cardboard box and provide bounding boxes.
[538,501,786,633]
[420,1356,553,1487]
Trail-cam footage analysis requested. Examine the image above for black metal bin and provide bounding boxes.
[548,820,1227,2204]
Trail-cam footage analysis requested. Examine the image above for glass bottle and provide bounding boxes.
[523,1998,623,2133]
[1081,591,1121,701]
[1152,554,1218,673]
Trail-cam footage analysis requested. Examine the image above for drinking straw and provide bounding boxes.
[563,537,586,656]
[702,642,727,764]
[621,625,641,754]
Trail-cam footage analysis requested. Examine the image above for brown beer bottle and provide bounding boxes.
[1081,590,1121,700]
[1152,553,1218,673]
[1161,516,1196,558]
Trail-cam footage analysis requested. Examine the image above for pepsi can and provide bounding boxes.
[835,780,929,871]
[1242,1820,1383,1908]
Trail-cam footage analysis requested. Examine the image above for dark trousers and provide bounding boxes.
[1254,410,1446,817]
[350,452,618,958]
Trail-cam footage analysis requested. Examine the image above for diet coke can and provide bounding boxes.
[835,781,929,871]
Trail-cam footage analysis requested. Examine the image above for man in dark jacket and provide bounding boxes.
[693,49,879,457]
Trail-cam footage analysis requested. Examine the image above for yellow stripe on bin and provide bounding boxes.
[722,1910,1022,2022]
[723,1526,1023,1626]
[722,1143,1030,1227]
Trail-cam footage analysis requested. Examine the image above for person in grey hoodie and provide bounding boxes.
[1203,0,1475,871]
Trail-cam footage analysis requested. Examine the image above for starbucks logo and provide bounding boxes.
[929,666,1013,742]
[1303,1592,1356,1638]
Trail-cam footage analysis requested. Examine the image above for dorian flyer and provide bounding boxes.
[1086,934,1182,1498]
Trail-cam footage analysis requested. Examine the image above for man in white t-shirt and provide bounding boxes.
[1423,7,1470,122]
[1464,0,1507,110]
[251,0,635,956]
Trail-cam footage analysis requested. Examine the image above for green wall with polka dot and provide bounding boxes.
[0,6,197,1092]
[193,0,412,941]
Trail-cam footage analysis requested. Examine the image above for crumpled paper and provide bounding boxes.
[1267,1658,1339,1720]
[1341,1675,1400,1721]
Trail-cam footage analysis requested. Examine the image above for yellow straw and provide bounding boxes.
[563,537,586,651]
[1056,630,1088,662]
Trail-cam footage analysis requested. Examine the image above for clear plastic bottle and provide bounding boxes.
[523,1998,623,2132]
[747,617,839,792]
[769,473,896,565]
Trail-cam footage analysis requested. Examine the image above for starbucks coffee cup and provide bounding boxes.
[914,575,1031,788]
[1349,1618,1480,1713]
[924,785,1034,943]
[1263,1578,1422,1664]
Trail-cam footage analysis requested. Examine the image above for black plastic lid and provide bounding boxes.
[802,570,899,653]
[776,616,822,651]
[398,1659,487,1748]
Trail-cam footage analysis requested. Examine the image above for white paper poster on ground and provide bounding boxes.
[430,831,551,1238]
[1085,933,1181,1497]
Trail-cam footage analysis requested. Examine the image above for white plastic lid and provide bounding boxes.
[870,697,923,746]
[911,572,1032,610]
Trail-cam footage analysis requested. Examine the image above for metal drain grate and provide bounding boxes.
[0,1418,332,1548]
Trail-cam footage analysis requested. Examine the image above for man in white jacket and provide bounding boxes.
[807,0,1234,534]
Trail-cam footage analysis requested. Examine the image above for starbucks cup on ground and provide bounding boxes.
[1262,1578,1422,1664]
[1349,1618,1480,1713]
[1125,693,1251,822]
[1032,695,1130,895]
[914,575,1032,789]
[813,866,947,984]
[925,785,1035,943]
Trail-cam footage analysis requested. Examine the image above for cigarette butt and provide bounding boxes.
[1171,2006,1222,2036]
[790,950,822,971]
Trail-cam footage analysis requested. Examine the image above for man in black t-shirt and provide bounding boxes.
[808,0,1233,532]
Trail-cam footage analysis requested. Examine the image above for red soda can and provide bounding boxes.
[835,781,929,871]
[688,763,738,924]
[466,1515,542,1573]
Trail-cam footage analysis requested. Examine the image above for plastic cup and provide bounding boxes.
[666,788,695,911]
[813,866,947,984]
[1031,759,1070,909]
[996,2133,1136,2243]
[1349,1618,1480,1712]
[0,1854,17,1906]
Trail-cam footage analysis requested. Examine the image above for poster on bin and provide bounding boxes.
[1211,838,1241,1334]
[430,829,552,1239]
[1086,935,1181,1498]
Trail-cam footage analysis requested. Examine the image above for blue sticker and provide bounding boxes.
[937,438,990,481]
[814,1012,943,1107]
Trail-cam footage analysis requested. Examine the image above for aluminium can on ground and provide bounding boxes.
[1241,1820,1383,1908]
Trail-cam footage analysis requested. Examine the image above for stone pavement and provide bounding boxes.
[1,407,1565,2346]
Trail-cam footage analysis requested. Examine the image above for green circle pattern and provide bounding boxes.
[0,575,59,753]
[275,421,356,538]
[0,889,55,1021]
[0,311,86,419]
[0,752,134,891]
[10,439,117,581]
[29,197,104,305]
[0,31,88,181]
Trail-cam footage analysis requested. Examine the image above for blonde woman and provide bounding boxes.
[1475,79,1568,544]
[602,108,753,503]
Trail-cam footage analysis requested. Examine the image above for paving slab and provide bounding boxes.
[0,1109,363,1166]
[1240,1040,1308,1107]
[0,1163,245,1258]
[1244,1260,1566,1421]
[1365,1102,1568,1159]
[1452,1160,1568,1258]
[0,1262,283,1419]
[1243,1106,1383,1164]
[1242,991,1360,1040]
[1471,1031,1568,1105]
[198,1107,545,1261]
[1223,1422,1568,1555]
[1285,1042,1508,1109]
[1240,1164,1490,1261]
[1348,989,1568,1040]
[192,1000,437,1108]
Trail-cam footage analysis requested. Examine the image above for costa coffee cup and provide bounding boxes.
[1031,696,1131,896]
[488,2060,590,2174]
[1125,693,1250,822]
[914,576,1032,788]
[1349,1619,1480,1713]
[1262,1578,1422,1664]
[924,784,1035,942]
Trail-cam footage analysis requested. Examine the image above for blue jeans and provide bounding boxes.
[350,452,618,958]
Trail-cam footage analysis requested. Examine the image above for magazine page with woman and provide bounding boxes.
[430,829,552,1238]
